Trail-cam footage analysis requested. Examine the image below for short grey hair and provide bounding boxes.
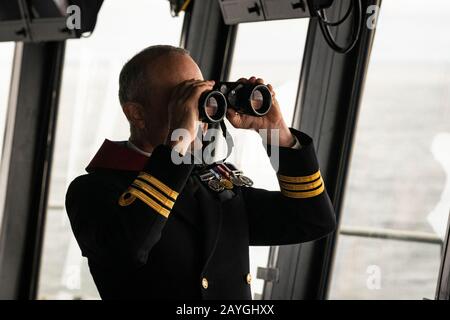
[118,45,190,106]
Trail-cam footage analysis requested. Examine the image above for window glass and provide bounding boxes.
[0,43,15,161]
[226,19,309,299]
[329,0,450,299]
[37,1,183,299]
[0,42,15,229]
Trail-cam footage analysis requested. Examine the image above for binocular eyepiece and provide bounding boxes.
[198,82,272,123]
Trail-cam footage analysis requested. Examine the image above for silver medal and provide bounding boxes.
[230,174,245,186]
[200,172,214,182]
[208,179,224,192]
[239,175,254,187]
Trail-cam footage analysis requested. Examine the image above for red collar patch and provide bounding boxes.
[85,139,148,173]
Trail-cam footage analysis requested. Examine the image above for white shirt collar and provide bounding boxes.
[126,140,205,163]
[126,140,152,157]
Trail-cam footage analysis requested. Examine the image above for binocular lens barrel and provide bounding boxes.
[198,82,273,123]
[247,84,272,116]
[198,91,227,123]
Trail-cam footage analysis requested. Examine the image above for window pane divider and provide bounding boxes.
[339,225,443,246]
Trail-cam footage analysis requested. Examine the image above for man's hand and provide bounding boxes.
[226,77,295,147]
[165,79,215,155]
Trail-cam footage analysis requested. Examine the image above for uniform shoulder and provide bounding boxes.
[66,170,133,205]
[66,171,118,202]
[66,173,99,207]
[67,173,101,195]
[65,171,127,223]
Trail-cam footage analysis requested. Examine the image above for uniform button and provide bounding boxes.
[201,277,209,289]
[246,273,252,285]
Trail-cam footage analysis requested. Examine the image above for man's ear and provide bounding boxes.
[122,102,146,130]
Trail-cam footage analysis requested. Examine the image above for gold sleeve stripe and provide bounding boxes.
[127,187,171,218]
[279,177,323,191]
[277,170,321,183]
[281,183,325,199]
[180,0,192,12]
[138,173,179,200]
[132,179,175,209]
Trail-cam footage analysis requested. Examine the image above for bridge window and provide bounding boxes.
[226,19,309,299]
[329,0,450,299]
[0,42,15,230]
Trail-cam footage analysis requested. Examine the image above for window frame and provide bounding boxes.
[0,41,66,299]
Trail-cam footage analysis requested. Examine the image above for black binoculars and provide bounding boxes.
[198,82,272,123]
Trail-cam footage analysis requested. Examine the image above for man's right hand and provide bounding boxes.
[165,79,215,155]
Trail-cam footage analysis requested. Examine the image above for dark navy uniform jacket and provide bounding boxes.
[65,129,336,300]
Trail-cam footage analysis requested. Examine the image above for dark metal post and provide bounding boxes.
[181,0,237,81]
[436,210,450,300]
[0,41,65,299]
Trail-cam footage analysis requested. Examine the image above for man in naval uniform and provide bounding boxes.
[65,45,336,300]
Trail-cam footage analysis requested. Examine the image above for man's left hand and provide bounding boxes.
[226,76,295,147]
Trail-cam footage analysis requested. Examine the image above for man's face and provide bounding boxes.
[142,53,207,145]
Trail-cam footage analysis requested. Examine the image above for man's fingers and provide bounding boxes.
[236,77,249,84]
[184,82,215,104]
[226,109,240,128]
[173,79,201,100]
[191,80,215,88]
[237,77,266,85]
[267,83,275,97]
[170,81,186,100]
[179,80,213,102]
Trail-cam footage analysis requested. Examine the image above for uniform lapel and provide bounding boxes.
[195,183,223,271]
[171,177,202,231]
